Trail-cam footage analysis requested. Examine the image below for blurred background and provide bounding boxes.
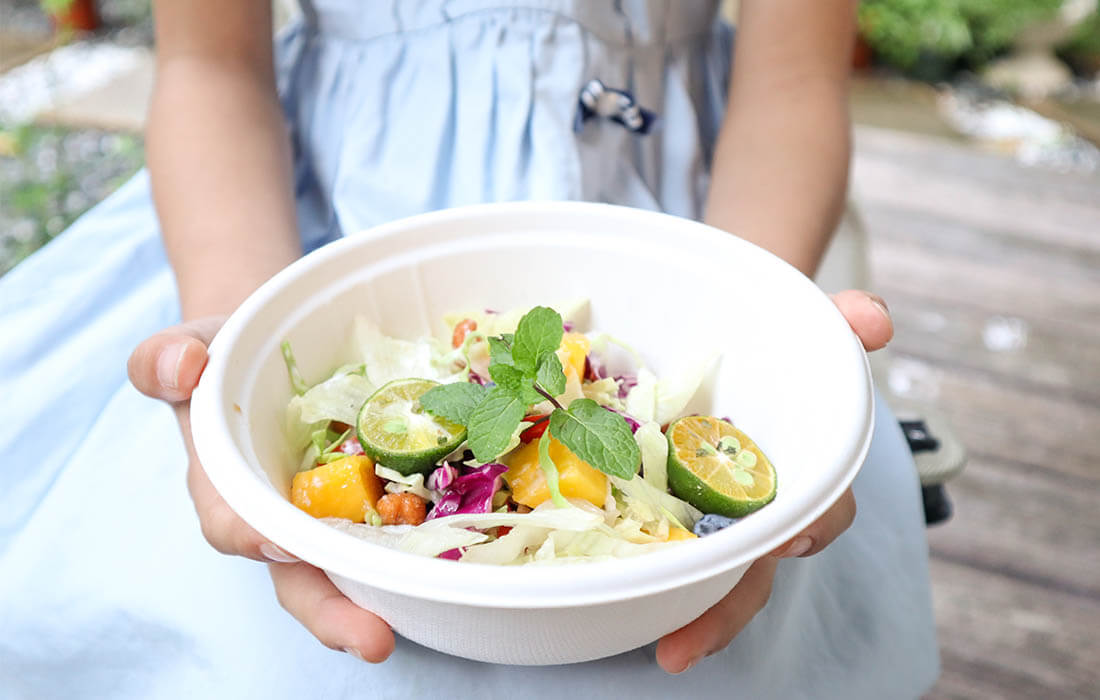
[1,1,1097,698]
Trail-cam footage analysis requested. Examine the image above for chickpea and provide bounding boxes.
[377,492,427,525]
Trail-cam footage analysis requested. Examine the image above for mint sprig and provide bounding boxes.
[418,381,487,425]
[465,386,526,460]
[548,400,638,479]
[420,307,641,482]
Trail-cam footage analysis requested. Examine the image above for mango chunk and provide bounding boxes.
[666,526,698,541]
[291,455,383,522]
[503,436,606,509]
[556,332,590,382]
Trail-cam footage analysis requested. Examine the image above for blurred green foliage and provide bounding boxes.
[858,0,1066,76]
[0,124,145,276]
[1061,8,1100,57]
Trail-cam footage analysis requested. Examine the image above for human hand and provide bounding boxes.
[127,317,395,663]
[655,290,893,674]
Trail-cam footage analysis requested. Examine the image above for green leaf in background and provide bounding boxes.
[419,382,488,426]
[510,306,563,373]
[466,386,526,462]
[488,363,544,405]
[549,399,640,479]
[857,0,1064,75]
[536,352,566,398]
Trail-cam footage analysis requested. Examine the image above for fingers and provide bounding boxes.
[186,456,292,563]
[656,556,780,674]
[831,290,893,352]
[269,562,396,663]
[127,316,226,402]
[770,487,856,559]
[654,488,857,674]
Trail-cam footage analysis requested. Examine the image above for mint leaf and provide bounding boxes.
[488,363,543,405]
[487,336,513,368]
[549,399,640,479]
[511,306,563,373]
[536,352,566,398]
[538,430,570,508]
[419,382,488,426]
[467,386,526,462]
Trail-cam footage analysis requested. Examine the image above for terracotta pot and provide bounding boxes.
[852,34,874,71]
[48,0,100,33]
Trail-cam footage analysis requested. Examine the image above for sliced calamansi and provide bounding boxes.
[356,378,466,475]
[666,415,777,518]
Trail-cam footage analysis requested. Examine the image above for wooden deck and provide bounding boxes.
[851,127,1100,700]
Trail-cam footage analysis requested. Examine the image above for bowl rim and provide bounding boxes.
[190,201,874,609]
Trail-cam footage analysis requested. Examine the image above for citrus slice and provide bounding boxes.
[666,415,777,518]
[356,378,466,475]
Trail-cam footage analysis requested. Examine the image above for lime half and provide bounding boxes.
[666,415,777,518]
[356,378,466,475]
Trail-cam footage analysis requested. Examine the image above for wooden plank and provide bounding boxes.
[924,558,1100,699]
[884,293,1100,406]
[927,456,1100,600]
[868,231,1100,331]
[861,201,1100,290]
[855,126,1100,217]
[883,352,1100,483]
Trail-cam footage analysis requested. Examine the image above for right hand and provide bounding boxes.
[128,317,395,663]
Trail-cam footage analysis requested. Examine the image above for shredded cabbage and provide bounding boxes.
[442,299,590,340]
[324,517,488,557]
[397,527,490,557]
[375,465,433,501]
[587,333,645,378]
[528,529,674,563]
[609,474,702,531]
[582,377,624,409]
[459,526,552,565]
[623,368,658,423]
[624,353,717,426]
[427,464,457,492]
[419,502,603,532]
[295,372,376,426]
[427,464,508,519]
[635,421,669,492]
[352,317,465,387]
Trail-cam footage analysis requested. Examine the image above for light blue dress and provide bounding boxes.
[0,2,939,698]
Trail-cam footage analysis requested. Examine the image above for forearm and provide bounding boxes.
[704,0,856,278]
[147,1,299,320]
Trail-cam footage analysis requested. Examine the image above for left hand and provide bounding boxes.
[655,290,893,674]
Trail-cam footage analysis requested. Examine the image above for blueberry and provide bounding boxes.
[693,513,738,537]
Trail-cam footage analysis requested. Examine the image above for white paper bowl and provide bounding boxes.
[190,202,873,665]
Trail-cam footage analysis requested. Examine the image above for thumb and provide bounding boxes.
[128,316,225,402]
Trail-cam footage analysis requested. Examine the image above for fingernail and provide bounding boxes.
[343,647,365,661]
[260,542,299,563]
[868,296,890,320]
[675,656,701,674]
[156,343,188,391]
[780,536,813,558]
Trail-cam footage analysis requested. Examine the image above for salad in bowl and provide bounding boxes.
[281,301,777,565]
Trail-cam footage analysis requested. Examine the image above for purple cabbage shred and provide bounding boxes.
[608,407,641,433]
[426,463,509,520]
[615,375,638,398]
[428,464,458,492]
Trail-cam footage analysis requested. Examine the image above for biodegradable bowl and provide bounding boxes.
[190,202,873,665]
